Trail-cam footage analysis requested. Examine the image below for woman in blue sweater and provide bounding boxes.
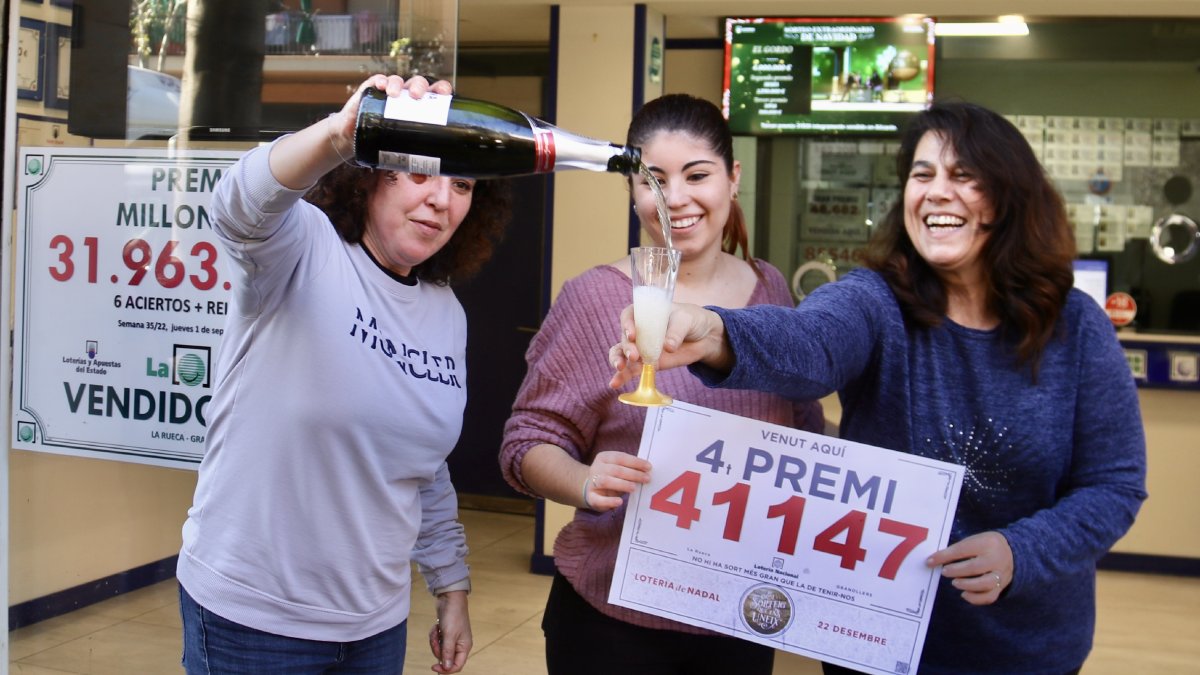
[610,101,1147,675]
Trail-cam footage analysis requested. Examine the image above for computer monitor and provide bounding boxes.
[1072,258,1110,308]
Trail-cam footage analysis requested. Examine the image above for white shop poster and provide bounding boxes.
[14,147,242,469]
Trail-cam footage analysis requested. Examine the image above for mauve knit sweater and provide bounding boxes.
[500,261,825,633]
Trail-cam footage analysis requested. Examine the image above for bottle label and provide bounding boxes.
[383,92,453,126]
[529,118,556,173]
[376,151,442,176]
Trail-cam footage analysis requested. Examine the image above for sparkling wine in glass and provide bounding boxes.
[619,246,681,407]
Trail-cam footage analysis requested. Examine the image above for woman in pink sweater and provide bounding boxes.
[499,93,825,675]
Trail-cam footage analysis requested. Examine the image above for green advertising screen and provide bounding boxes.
[723,17,935,135]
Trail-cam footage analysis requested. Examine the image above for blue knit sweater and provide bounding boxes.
[697,268,1147,674]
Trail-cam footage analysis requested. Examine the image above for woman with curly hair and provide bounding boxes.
[177,74,509,675]
[612,100,1147,675]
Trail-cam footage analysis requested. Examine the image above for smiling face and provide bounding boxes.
[903,131,996,285]
[631,130,739,257]
[361,171,475,276]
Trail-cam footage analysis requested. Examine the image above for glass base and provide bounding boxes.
[618,363,673,407]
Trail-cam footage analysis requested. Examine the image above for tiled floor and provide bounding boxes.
[9,509,1200,674]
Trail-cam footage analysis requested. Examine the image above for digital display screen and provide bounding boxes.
[723,17,935,135]
[1073,258,1111,308]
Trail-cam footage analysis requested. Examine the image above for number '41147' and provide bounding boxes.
[648,445,928,581]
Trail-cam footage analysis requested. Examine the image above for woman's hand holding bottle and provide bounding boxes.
[270,73,451,190]
[325,74,452,169]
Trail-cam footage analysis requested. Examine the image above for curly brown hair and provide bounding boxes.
[865,101,1076,376]
[303,166,512,285]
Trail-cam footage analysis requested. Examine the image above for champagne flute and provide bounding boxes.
[619,246,681,407]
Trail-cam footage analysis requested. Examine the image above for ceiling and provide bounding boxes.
[457,0,1200,45]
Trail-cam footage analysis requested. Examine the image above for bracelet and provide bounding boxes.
[325,113,357,167]
[582,475,595,510]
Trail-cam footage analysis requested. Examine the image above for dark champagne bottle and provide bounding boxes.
[354,87,641,178]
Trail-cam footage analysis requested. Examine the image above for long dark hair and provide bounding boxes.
[626,93,761,279]
[304,166,511,285]
[866,101,1076,374]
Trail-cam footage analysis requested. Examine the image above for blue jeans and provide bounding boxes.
[179,585,407,674]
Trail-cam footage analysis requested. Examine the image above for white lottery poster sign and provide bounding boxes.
[609,402,964,675]
[13,147,242,469]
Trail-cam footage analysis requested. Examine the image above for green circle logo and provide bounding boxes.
[177,354,206,386]
[19,426,34,442]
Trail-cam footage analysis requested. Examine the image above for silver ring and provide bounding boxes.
[993,573,1001,589]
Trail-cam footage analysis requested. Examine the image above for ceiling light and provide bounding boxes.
[934,15,1029,37]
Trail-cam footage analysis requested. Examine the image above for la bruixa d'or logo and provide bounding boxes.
[740,584,794,637]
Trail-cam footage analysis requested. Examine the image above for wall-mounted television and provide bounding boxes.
[723,17,935,135]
